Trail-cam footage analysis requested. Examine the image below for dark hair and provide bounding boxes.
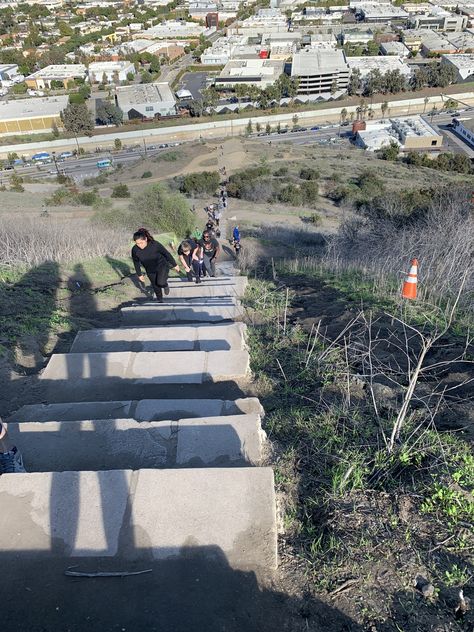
[133,227,154,242]
[202,230,210,237]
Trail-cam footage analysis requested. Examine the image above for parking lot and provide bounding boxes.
[179,72,209,102]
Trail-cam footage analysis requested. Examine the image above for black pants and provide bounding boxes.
[202,256,216,277]
[182,256,203,281]
[147,267,169,299]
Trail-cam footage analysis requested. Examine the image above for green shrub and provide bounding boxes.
[274,166,289,176]
[83,173,107,186]
[141,171,153,178]
[77,191,100,205]
[228,165,272,198]
[299,167,319,181]
[96,183,194,237]
[301,180,319,205]
[279,184,302,206]
[111,184,130,198]
[156,151,180,162]
[176,171,220,196]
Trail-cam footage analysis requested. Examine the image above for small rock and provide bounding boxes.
[371,382,397,409]
[421,583,435,598]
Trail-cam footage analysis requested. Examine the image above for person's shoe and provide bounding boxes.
[164,286,170,296]
[156,296,164,303]
[0,446,26,474]
[195,277,201,284]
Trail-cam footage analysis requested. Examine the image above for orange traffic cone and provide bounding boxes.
[402,258,418,299]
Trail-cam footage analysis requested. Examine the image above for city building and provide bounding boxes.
[140,20,212,39]
[356,3,409,23]
[347,56,412,80]
[355,115,442,151]
[380,41,410,56]
[447,31,474,51]
[0,95,68,136]
[441,53,474,80]
[25,64,87,89]
[0,64,20,83]
[451,116,474,145]
[214,59,285,89]
[88,60,136,83]
[291,49,350,94]
[408,6,467,31]
[115,82,177,120]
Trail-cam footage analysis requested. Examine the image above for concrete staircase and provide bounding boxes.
[1,273,277,578]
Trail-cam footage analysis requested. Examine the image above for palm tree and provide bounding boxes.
[340,107,348,124]
[423,96,429,114]
[381,100,389,120]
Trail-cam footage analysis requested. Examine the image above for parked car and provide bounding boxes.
[310,126,320,131]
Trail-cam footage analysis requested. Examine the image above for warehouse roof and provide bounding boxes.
[0,95,68,121]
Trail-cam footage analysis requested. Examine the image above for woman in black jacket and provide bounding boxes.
[131,228,179,302]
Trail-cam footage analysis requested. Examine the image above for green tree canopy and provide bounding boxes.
[61,102,94,137]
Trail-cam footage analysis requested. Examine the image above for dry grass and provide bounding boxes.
[0,215,128,267]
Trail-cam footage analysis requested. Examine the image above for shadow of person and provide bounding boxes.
[0,260,61,418]
[104,254,149,295]
[0,541,366,632]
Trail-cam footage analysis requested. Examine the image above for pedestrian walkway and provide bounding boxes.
[0,260,277,629]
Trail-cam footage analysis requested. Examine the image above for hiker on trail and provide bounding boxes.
[199,229,220,277]
[178,239,203,284]
[233,226,240,243]
[192,226,202,241]
[205,219,216,236]
[214,208,222,227]
[132,228,179,303]
[0,419,25,474]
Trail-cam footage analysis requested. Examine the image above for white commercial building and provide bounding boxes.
[291,49,350,94]
[0,64,20,83]
[441,53,474,80]
[140,21,212,39]
[347,56,412,80]
[356,116,442,151]
[357,3,409,22]
[25,64,87,89]
[115,82,177,120]
[451,117,474,146]
[88,61,136,83]
[380,41,410,56]
[214,59,284,89]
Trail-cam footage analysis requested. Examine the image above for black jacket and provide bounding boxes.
[131,240,176,276]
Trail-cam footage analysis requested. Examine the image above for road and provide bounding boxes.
[3,144,181,182]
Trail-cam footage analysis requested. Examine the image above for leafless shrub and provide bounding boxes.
[325,187,474,309]
[237,240,258,274]
[0,215,128,268]
[253,223,327,251]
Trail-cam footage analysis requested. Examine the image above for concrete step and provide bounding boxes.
[41,350,249,382]
[38,350,250,401]
[6,414,265,471]
[121,299,244,326]
[0,467,277,570]
[71,322,247,353]
[164,276,247,299]
[8,397,264,423]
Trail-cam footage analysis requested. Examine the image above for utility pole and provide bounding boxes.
[52,151,60,175]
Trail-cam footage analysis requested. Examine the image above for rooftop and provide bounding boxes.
[0,95,68,121]
[442,53,474,68]
[27,64,86,79]
[219,59,284,78]
[291,49,348,75]
[347,56,411,75]
[89,60,134,70]
[116,82,175,105]
[359,3,409,17]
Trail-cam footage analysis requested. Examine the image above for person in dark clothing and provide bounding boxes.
[198,230,220,277]
[132,228,179,302]
[178,239,203,284]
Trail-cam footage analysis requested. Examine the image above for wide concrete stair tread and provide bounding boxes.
[8,397,264,423]
[6,414,265,471]
[121,301,244,325]
[0,467,277,570]
[40,350,250,383]
[71,322,247,353]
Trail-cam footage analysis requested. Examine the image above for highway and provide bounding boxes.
[0,144,179,182]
